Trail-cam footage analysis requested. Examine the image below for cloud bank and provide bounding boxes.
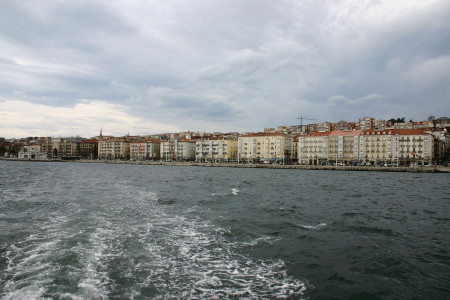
[0,0,449,137]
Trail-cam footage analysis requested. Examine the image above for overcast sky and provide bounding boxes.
[1,0,449,138]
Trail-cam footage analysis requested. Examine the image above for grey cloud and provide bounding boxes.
[0,0,449,137]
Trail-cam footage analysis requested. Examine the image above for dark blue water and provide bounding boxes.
[0,161,449,299]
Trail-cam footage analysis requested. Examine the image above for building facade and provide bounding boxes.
[79,139,98,159]
[298,132,330,165]
[299,129,440,166]
[238,133,293,163]
[98,137,131,159]
[18,144,47,159]
[160,139,196,161]
[130,139,160,160]
[195,137,238,162]
[358,117,374,130]
[41,138,81,158]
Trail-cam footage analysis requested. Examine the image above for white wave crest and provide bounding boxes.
[298,222,329,230]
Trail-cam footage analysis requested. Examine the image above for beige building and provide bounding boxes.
[98,137,131,159]
[299,129,440,166]
[328,130,362,164]
[359,129,434,166]
[298,132,330,165]
[160,139,196,161]
[238,133,293,163]
[195,137,238,162]
[130,139,160,160]
[41,137,80,158]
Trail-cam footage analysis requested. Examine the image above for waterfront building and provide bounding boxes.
[41,137,81,158]
[79,139,98,159]
[292,137,299,162]
[18,144,47,159]
[130,139,160,160]
[237,133,293,163]
[328,130,363,165]
[298,132,330,165]
[160,139,196,161]
[160,140,175,161]
[299,129,441,166]
[195,137,238,162]
[98,137,130,159]
[359,129,435,166]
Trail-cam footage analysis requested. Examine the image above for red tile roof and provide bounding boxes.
[239,132,292,138]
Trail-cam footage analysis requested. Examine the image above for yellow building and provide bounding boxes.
[195,137,237,162]
[238,133,293,163]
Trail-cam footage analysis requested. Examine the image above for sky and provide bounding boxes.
[0,0,449,138]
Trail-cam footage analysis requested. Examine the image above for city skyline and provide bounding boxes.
[1,0,450,138]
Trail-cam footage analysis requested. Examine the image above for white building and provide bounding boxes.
[18,144,47,159]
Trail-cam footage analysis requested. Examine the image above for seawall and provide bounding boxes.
[2,158,449,173]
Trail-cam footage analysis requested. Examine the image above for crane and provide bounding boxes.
[297,116,317,129]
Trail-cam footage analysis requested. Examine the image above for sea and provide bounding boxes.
[0,160,449,299]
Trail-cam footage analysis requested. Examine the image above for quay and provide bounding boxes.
[2,158,449,173]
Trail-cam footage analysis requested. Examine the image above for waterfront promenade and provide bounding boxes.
[2,158,449,173]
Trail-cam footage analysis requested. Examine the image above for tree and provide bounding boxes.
[389,117,406,123]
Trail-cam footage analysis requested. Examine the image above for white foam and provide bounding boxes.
[2,181,306,299]
[298,222,328,230]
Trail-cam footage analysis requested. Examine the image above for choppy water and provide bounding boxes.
[0,161,449,299]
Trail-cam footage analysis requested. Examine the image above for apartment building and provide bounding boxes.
[160,139,196,161]
[328,130,363,164]
[335,121,356,131]
[79,139,98,159]
[298,132,330,165]
[41,137,81,158]
[195,137,238,162]
[299,129,441,165]
[238,133,293,163]
[358,117,374,130]
[98,137,130,159]
[130,139,160,160]
[317,122,332,132]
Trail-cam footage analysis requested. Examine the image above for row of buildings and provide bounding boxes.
[5,126,449,166]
